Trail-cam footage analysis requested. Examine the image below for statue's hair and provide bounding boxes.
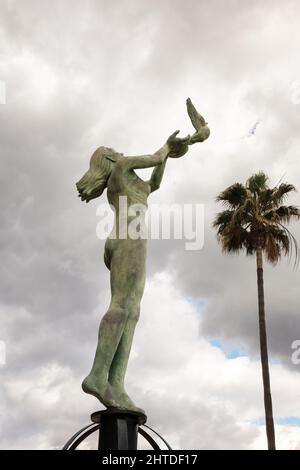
[76,147,122,202]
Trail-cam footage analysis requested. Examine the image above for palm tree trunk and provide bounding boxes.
[256,248,276,450]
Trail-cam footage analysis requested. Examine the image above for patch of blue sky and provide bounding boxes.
[210,338,247,359]
[276,417,300,427]
[255,416,300,427]
[187,296,206,314]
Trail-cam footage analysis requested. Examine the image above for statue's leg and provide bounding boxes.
[81,301,129,408]
[82,239,127,406]
[107,240,146,412]
[107,305,144,412]
[82,238,146,410]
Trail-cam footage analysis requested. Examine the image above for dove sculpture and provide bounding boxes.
[186,97,210,144]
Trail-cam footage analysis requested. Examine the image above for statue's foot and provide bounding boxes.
[82,374,120,408]
[108,385,145,414]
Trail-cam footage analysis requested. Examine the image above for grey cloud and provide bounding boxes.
[1,0,300,450]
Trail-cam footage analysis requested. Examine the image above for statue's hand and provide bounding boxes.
[166,130,190,158]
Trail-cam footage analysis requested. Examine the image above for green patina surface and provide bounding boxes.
[76,99,210,412]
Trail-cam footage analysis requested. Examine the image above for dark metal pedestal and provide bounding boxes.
[63,408,171,450]
[91,409,147,450]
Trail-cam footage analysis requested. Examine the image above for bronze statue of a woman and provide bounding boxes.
[76,99,210,413]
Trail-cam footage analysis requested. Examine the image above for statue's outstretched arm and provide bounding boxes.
[120,131,190,172]
[120,145,169,171]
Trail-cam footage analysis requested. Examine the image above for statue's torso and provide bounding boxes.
[107,163,151,208]
[105,162,150,251]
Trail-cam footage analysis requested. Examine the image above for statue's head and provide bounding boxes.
[76,146,123,202]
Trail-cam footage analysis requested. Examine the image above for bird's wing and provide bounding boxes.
[186,98,206,131]
[248,120,260,137]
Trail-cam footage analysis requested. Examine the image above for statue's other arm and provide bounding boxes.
[148,160,167,192]
[146,130,191,191]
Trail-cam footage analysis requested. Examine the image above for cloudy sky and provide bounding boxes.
[1,0,300,450]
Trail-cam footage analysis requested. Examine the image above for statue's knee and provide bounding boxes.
[130,307,140,323]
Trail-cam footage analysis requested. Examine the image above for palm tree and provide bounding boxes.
[213,172,300,450]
